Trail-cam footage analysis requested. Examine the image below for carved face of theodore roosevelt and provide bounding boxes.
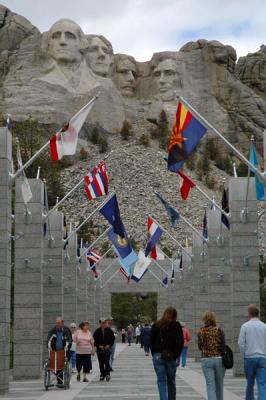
[114,55,137,97]
[47,19,84,63]
[153,59,181,101]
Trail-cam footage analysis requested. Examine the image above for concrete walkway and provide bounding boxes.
[1,344,247,400]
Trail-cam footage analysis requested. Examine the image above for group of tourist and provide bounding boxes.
[47,303,266,400]
[47,316,116,384]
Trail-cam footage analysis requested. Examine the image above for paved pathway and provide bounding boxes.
[1,344,247,400]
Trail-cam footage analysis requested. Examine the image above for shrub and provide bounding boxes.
[205,174,216,189]
[80,147,88,160]
[91,125,100,144]
[98,136,108,153]
[120,120,132,141]
[139,134,150,147]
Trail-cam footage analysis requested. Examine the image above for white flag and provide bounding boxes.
[50,96,97,161]
[17,147,32,204]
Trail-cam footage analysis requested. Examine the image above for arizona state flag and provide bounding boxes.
[168,101,207,172]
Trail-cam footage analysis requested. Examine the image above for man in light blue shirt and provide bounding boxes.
[238,304,266,400]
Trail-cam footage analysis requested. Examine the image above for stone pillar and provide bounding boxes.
[229,177,260,376]
[207,209,232,348]
[76,261,88,323]
[0,128,12,394]
[43,211,64,358]
[14,179,44,379]
[63,234,78,326]
[192,232,210,361]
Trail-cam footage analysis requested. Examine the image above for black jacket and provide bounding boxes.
[150,321,184,359]
[47,326,72,351]
[93,327,115,348]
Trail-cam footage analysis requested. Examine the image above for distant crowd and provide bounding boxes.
[47,303,266,400]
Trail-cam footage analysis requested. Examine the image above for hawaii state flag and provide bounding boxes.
[50,96,96,161]
[85,161,108,200]
[87,248,101,278]
[177,170,196,200]
[145,217,163,257]
[168,100,207,172]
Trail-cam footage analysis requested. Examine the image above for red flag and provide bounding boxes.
[177,170,196,200]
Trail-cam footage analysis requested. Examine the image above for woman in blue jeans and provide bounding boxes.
[198,311,226,400]
[150,306,184,400]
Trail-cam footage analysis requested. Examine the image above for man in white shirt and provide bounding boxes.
[238,304,266,400]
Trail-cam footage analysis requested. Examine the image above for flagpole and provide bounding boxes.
[11,95,98,182]
[63,192,114,244]
[75,227,110,256]
[233,162,238,178]
[100,257,117,278]
[43,150,114,220]
[151,216,194,259]
[194,184,230,218]
[245,136,254,209]
[148,268,168,287]
[178,96,266,184]
[100,269,120,289]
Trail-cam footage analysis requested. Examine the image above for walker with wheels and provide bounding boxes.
[43,346,71,390]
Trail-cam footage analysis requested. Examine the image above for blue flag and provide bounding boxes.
[155,192,180,228]
[118,250,139,278]
[202,209,208,240]
[99,194,125,238]
[221,189,230,230]
[249,143,265,201]
[108,228,132,259]
[145,218,163,257]
[162,276,168,287]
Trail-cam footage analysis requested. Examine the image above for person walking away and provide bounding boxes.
[135,324,141,344]
[180,322,191,368]
[69,322,77,372]
[93,318,115,382]
[150,306,184,400]
[121,328,126,343]
[127,324,133,346]
[238,304,266,400]
[47,317,72,386]
[107,316,117,371]
[198,311,225,400]
[141,322,152,356]
[73,321,94,382]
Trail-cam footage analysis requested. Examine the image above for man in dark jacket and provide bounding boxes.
[47,317,72,385]
[93,318,115,381]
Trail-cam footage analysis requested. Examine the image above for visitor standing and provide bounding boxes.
[198,311,225,400]
[238,304,266,400]
[107,316,117,371]
[127,324,134,346]
[135,324,141,344]
[73,321,94,382]
[180,322,191,368]
[141,322,152,356]
[121,327,126,343]
[150,306,184,400]
[69,322,77,372]
[93,318,115,382]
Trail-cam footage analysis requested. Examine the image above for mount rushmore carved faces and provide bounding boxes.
[153,59,182,102]
[86,35,114,77]
[113,54,137,97]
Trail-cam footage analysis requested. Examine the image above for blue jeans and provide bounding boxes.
[70,350,76,368]
[109,342,116,368]
[201,357,225,400]
[152,352,177,400]
[244,357,266,400]
[181,346,188,367]
[144,342,150,354]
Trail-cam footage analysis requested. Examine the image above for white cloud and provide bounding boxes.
[1,0,265,60]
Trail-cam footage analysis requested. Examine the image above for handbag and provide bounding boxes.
[160,330,175,362]
[220,329,234,369]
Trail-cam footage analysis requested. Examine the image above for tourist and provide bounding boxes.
[135,324,141,344]
[198,311,225,400]
[121,327,126,343]
[93,318,115,381]
[47,317,72,385]
[127,324,134,346]
[238,304,266,400]
[107,316,117,371]
[150,306,184,400]
[69,322,77,372]
[141,322,151,356]
[180,322,191,368]
[73,321,94,382]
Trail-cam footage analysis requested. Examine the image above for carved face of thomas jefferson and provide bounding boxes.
[47,19,84,63]
[153,59,181,101]
[86,36,113,77]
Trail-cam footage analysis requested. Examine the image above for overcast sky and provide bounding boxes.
[2,0,265,61]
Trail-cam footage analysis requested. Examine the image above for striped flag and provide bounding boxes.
[145,217,163,257]
[84,161,108,200]
[87,248,101,278]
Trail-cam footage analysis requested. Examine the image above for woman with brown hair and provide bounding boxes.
[150,306,184,400]
[198,311,225,400]
[73,321,94,383]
